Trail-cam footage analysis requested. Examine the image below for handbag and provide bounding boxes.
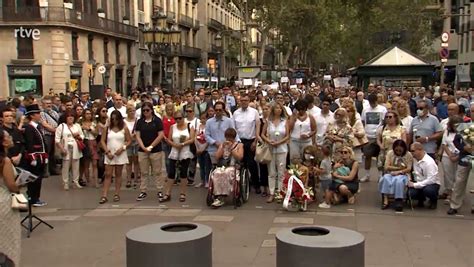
[187,123,197,156]
[11,193,28,211]
[255,142,272,164]
[67,124,86,151]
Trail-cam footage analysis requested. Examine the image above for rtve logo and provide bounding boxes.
[14,27,41,40]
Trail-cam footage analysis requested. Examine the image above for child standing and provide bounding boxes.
[317,145,333,209]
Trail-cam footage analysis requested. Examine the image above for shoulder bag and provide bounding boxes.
[11,193,28,211]
[255,141,272,164]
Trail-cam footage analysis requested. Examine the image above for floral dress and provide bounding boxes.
[211,143,240,195]
[325,122,354,161]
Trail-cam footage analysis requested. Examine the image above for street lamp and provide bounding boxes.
[143,11,181,92]
[215,33,223,87]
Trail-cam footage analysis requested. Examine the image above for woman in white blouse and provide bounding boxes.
[438,116,462,200]
[55,110,84,190]
[261,103,290,203]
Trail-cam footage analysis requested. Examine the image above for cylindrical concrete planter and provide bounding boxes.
[276,225,365,267]
[126,222,212,267]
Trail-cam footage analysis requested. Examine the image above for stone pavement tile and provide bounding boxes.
[33,208,59,213]
[261,239,276,247]
[313,215,357,230]
[97,203,137,209]
[356,214,402,234]
[267,227,290,235]
[83,208,128,217]
[251,247,275,267]
[160,208,201,217]
[363,231,413,267]
[273,217,314,224]
[123,208,164,216]
[193,215,234,222]
[316,211,355,217]
[39,215,81,221]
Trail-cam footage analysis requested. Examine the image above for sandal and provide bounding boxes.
[126,181,132,188]
[99,197,108,204]
[113,195,120,202]
[179,193,186,202]
[159,194,171,203]
[348,195,356,205]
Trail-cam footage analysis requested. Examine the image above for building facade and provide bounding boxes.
[0,0,139,97]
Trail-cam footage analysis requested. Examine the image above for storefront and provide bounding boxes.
[350,46,433,90]
[8,65,42,96]
[70,65,82,93]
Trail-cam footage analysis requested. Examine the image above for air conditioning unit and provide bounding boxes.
[138,10,145,25]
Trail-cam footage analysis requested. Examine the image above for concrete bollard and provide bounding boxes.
[126,222,212,267]
[276,225,365,267]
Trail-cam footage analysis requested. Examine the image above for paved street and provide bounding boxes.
[20,168,474,267]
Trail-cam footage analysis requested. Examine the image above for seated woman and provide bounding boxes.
[210,128,244,208]
[379,139,413,211]
[322,146,359,208]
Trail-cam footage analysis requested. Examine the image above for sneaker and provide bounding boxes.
[470,189,474,194]
[194,182,203,188]
[136,192,147,201]
[157,192,164,200]
[63,184,69,191]
[173,180,179,186]
[360,175,370,183]
[211,198,224,207]
[33,200,47,207]
[318,202,331,209]
[205,182,209,188]
[187,180,195,186]
[447,208,457,215]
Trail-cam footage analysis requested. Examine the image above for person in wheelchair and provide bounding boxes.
[210,128,243,208]
[378,139,413,211]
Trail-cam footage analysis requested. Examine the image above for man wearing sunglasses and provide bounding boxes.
[205,101,237,165]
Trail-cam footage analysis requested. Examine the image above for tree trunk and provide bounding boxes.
[282,42,293,69]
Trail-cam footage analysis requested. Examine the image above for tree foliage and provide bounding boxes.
[231,0,439,68]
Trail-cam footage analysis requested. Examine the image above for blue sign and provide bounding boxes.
[197,67,208,76]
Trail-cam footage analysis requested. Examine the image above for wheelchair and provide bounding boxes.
[206,162,250,209]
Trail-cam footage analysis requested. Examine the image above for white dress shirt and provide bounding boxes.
[315,111,334,145]
[413,153,440,188]
[233,107,259,139]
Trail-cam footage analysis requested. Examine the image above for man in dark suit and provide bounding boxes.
[21,104,48,207]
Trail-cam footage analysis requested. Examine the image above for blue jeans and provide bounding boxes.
[379,174,408,199]
[162,142,172,177]
[408,184,440,204]
[197,151,212,185]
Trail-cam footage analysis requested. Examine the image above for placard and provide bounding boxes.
[296,78,303,84]
[243,79,253,86]
[280,77,289,83]
[323,75,332,81]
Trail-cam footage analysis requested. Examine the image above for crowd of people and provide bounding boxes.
[1,82,474,265]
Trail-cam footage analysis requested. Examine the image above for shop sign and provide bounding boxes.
[8,65,42,76]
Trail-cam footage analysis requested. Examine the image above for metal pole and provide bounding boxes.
[217,52,221,88]
[440,0,452,88]
[222,36,226,82]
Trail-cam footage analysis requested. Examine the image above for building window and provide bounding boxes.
[17,35,34,59]
[116,41,120,64]
[127,43,132,65]
[84,0,94,14]
[138,0,144,11]
[72,32,79,60]
[472,31,474,51]
[125,0,131,19]
[139,24,145,48]
[104,38,109,63]
[88,34,94,60]
[101,0,108,13]
[74,0,83,11]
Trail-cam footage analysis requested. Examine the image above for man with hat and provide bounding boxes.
[21,104,48,207]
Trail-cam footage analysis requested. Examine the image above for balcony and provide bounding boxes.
[172,45,201,58]
[193,19,200,30]
[167,11,175,23]
[0,6,138,40]
[178,14,193,28]
[208,18,224,31]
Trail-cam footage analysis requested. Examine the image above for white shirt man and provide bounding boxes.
[107,95,127,118]
[233,104,260,140]
[361,102,387,139]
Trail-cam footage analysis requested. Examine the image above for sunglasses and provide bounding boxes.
[175,117,183,120]
[386,115,394,119]
[186,110,193,113]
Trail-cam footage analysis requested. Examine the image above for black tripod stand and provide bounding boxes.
[21,197,53,238]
